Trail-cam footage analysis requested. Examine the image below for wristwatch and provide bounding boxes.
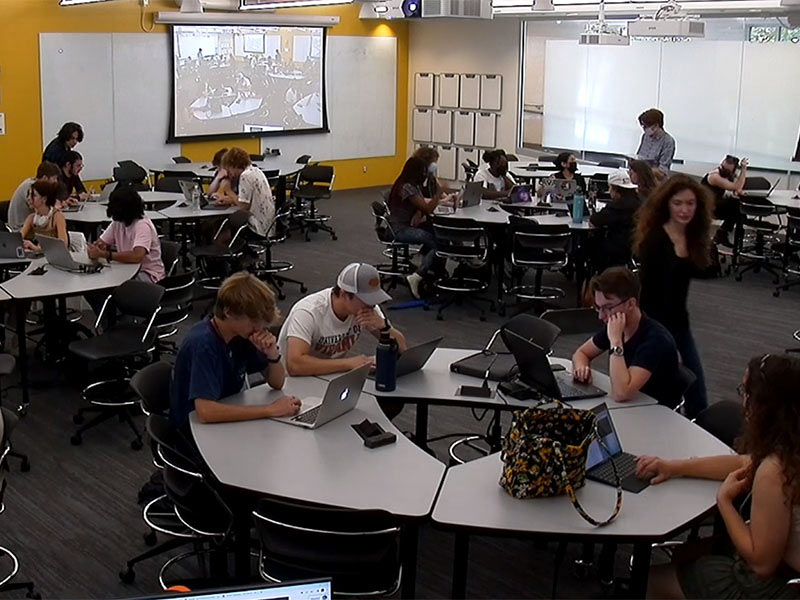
[610,345,624,357]
[379,317,391,332]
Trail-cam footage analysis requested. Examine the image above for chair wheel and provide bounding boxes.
[774,290,781,297]
[16,405,27,417]
[480,314,487,322]
[332,235,338,241]
[20,459,30,472]
[72,414,84,425]
[131,439,143,451]
[573,561,592,580]
[436,314,443,321]
[144,531,157,546]
[735,274,742,282]
[26,592,41,600]
[300,286,307,293]
[70,434,82,446]
[119,568,136,584]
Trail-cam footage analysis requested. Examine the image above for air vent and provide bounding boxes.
[422,0,491,18]
[424,0,444,16]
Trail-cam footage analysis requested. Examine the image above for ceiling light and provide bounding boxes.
[240,0,353,8]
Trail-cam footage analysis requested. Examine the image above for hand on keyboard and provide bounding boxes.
[271,395,302,418]
[635,455,675,485]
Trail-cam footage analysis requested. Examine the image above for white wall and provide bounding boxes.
[407,18,522,158]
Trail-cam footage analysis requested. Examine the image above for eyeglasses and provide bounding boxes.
[592,299,626,314]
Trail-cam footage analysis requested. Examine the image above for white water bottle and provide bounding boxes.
[191,186,201,210]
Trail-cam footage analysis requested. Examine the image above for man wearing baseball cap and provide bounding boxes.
[278,262,407,377]
[589,168,641,271]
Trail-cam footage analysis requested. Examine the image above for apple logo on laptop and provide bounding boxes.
[339,388,349,402]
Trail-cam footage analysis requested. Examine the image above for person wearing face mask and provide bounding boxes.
[701,155,748,247]
[474,150,516,199]
[552,152,587,192]
[636,108,676,175]
[43,122,84,167]
[633,175,714,418]
[589,169,641,270]
[412,146,443,200]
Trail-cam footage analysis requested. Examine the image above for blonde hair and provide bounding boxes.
[214,272,280,323]
[221,147,251,171]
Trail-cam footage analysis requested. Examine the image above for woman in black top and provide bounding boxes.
[552,151,587,193]
[43,122,84,167]
[590,169,641,270]
[633,175,713,418]
[700,154,748,247]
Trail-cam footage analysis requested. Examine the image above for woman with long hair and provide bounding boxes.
[639,353,800,599]
[633,175,713,418]
[20,179,68,251]
[629,159,657,202]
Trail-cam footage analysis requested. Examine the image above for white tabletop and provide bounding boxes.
[190,376,446,518]
[0,288,11,301]
[139,191,185,206]
[0,257,140,300]
[158,203,239,221]
[319,348,657,411]
[64,203,166,224]
[432,404,732,539]
[764,189,800,209]
[447,201,594,230]
[509,162,619,179]
[150,157,304,178]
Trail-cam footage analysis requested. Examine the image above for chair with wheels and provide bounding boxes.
[292,164,336,241]
[114,161,151,192]
[431,216,494,321]
[371,200,416,290]
[249,153,265,162]
[190,211,251,291]
[734,196,782,283]
[775,207,800,297]
[462,159,478,182]
[154,270,196,355]
[502,216,570,316]
[172,156,191,164]
[160,240,181,279]
[253,497,402,597]
[693,400,743,448]
[68,280,164,449]
[598,158,627,168]
[540,307,600,335]
[155,175,195,194]
[0,406,29,474]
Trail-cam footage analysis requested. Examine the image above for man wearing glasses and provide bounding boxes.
[572,266,684,408]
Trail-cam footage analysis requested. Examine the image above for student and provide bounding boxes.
[628,159,657,203]
[386,157,453,298]
[58,150,88,201]
[8,162,60,231]
[589,169,641,270]
[278,262,407,377]
[19,180,68,251]
[87,187,165,283]
[208,147,236,200]
[633,175,713,418]
[43,122,84,167]
[636,108,676,174]
[216,148,274,237]
[640,353,800,600]
[572,267,683,408]
[412,146,443,199]
[701,155,748,247]
[549,152,587,194]
[170,272,300,433]
[474,150,515,199]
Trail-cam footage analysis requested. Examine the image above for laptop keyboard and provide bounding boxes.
[557,379,592,399]
[292,405,321,425]
[590,452,638,484]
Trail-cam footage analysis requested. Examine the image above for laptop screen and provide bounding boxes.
[585,404,623,470]
[129,579,331,600]
[508,185,533,204]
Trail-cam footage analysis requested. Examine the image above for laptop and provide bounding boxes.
[460,181,484,208]
[38,235,103,274]
[273,365,369,429]
[128,579,332,600]
[0,231,25,260]
[507,184,534,204]
[741,177,781,199]
[368,337,442,380]
[60,201,84,213]
[178,180,228,211]
[586,402,650,493]
[503,329,606,401]
[91,180,118,203]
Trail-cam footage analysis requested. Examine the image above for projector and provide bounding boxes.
[579,31,630,45]
[628,18,705,37]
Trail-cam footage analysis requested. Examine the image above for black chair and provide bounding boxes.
[540,307,600,335]
[462,159,478,182]
[114,161,151,192]
[154,270,196,355]
[734,196,782,283]
[774,207,800,297]
[371,200,416,290]
[172,156,191,164]
[249,153,265,162]
[292,164,337,241]
[0,406,29,474]
[190,211,251,291]
[246,217,307,300]
[253,497,402,597]
[296,154,311,165]
[160,239,181,278]
[431,216,494,321]
[693,400,743,448]
[598,158,627,168]
[503,216,570,315]
[68,280,165,449]
[505,154,519,162]
[155,175,194,194]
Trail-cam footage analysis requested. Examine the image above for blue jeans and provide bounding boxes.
[394,226,438,275]
[673,327,708,418]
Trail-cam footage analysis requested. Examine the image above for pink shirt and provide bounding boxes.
[99,218,165,283]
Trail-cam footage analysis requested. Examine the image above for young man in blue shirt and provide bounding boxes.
[170,272,301,432]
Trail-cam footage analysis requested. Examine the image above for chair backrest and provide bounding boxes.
[0,202,9,225]
[739,197,777,219]
[692,400,743,448]
[154,177,187,193]
[220,210,253,249]
[465,158,478,169]
[110,280,165,321]
[130,361,172,416]
[160,239,181,277]
[299,164,334,186]
[598,158,627,168]
[787,208,800,247]
[114,162,149,189]
[172,156,191,164]
[296,154,311,164]
[677,363,697,400]
[371,201,395,243]
[432,216,489,260]
[540,308,601,335]
[742,176,771,191]
[505,154,519,162]
[509,215,571,253]
[501,314,561,351]
[249,153,265,162]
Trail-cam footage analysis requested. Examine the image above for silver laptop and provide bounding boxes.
[178,180,228,210]
[368,337,442,380]
[0,232,25,259]
[460,181,483,208]
[273,365,370,429]
[91,180,118,203]
[38,235,103,274]
[742,177,781,199]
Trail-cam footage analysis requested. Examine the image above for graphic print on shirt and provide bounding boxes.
[313,325,362,357]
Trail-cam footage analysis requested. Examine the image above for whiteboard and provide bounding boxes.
[262,35,397,162]
[542,41,588,152]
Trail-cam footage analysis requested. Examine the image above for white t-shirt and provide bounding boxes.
[474,165,515,192]
[238,165,275,238]
[277,288,379,363]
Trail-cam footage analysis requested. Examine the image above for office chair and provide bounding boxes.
[598,158,627,168]
[154,270,196,355]
[461,161,478,182]
[0,407,29,473]
[172,156,191,164]
[540,308,600,335]
[693,400,743,448]
[114,161,151,192]
[253,497,402,597]
[292,164,337,241]
[190,210,251,291]
[68,280,164,449]
[246,215,307,300]
[774,207,800,297]
[371,200,417,290]
[249,153,265,162]
[431,216,494,321]
[734,196,782,284]
[155,175,196,194]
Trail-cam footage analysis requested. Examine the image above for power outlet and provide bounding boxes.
[362,165,367,173]
[0,113,5,136]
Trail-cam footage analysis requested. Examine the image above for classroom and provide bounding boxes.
[1,0,800,598]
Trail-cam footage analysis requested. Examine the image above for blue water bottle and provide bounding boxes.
[374,329,398,392]
[572,191,585,224]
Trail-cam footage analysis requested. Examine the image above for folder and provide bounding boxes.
[412,109,433,142]
[439,73,460,108]
[414,72,435,107]
[480,74,502,111]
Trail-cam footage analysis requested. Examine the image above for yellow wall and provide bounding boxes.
[0,0,408,198]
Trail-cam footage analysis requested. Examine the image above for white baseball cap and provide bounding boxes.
[337,263,391,307]
[609,169,638,189]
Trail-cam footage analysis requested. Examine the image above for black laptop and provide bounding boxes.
[368,337,442,380]
[586,403,649,493]
[503,329,606,401]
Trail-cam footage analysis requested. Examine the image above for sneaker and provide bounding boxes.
[406,272,423,299]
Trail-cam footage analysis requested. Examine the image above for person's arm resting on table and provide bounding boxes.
[356,308,407,353]
[636,454,750,484]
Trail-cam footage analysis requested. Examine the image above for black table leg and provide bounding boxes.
[452,531,470,599]
[15,300,28,414]
[233,511,251,580]
[414,402,431,452]
[629,541,652,599]
[400,524,419,599]
[276,175,287,210]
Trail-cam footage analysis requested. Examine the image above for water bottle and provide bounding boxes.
[572,191,585,224]
[374,329,398,392]
[191,186,201,210]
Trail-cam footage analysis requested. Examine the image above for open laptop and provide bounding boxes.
[507,184,534,204]
[368,337,442,380]
[460,181,484,208]
[38,235,103,274]
[273,365,370,429]
[503,329,606,401]
[586,402,649,493]
[0,231,25,260]
[128,579,332,600]
[741,177,781,199]
[91,180,118,203]
[178,179,228,211]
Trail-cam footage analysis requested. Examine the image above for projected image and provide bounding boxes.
[172,25,325,139]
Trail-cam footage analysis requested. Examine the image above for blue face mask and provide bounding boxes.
[428,163,438,175]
